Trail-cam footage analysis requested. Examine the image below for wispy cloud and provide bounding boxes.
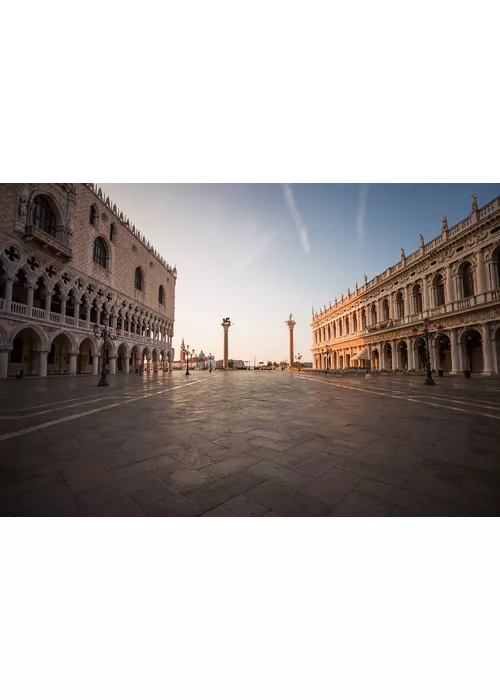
[281,184,311,254]
[356,184,369,245]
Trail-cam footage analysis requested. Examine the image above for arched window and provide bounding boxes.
[413,284,423,313]
[345,317,350,335]
[382,297,389,321]
[135,267,144,291]
[339,320,343,336]
[353,313,358,332]
[361,308,366,330]
[32,196,56,236]
[371,303,377,325]
[434,274,446,306]
[110,223,116,242]
[158,285,165,304]
[396,291,405,319]
[89,205,97,227]
[93,237,107,268]
[460,262,474,298]
[491,246,500,289]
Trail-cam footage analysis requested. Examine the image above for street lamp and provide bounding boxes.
[93,318,121,387]
[412,317,436,386]
[185,345,195,376]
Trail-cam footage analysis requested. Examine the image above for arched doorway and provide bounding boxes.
[130,346,140,372]
[48,332,73,374]
[462,329,483,374]
[371,348,379,370]
[436,333,451,373]
[151,348,158,372]
[397,341,408,370]
[384,342,392,370]
[78,337,94,374]
[117,343,127,373]
[415,337,426,370]
[8,326,43,376]
[142,349,149,372]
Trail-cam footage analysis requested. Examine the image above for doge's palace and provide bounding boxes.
[0,183,176,378]
[311,194,500,376]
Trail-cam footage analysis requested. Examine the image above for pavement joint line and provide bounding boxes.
[0,392,105,413]
[297,375,500,421]
[0,396,128,420]
[0,376,218,443]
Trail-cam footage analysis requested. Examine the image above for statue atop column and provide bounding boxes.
[364,274,367,283]
[471,194,478,211]
[289,313,293,321]
[442,216,448,232]
[419,233,424,247]
[401,247,405,259]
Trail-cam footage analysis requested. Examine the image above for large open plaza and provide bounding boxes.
[1,370,500,516]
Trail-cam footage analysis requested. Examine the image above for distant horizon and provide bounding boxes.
[101,184,500,363]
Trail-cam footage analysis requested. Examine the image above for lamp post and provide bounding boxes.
[295,353,302,371]
[185,345,195,376]
[412,317,436,386]
[93,318,120,387]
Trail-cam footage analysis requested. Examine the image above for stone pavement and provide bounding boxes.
[1,370,500,516]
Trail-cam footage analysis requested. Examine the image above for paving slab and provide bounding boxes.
[1,371,500,515]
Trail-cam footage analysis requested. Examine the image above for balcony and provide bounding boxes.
[22,225,72,260]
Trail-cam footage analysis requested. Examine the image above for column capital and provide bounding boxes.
[0,345,13,352]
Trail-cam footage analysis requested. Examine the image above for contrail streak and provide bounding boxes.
[281,184,311,254]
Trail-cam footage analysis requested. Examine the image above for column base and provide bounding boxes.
[481,370,495,377]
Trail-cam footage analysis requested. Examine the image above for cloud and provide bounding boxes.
[356,184,369,245]
[281,183,311,254]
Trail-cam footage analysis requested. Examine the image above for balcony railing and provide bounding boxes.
[11,302,27,316]
[1,298,171,346]
[23,225,72,260]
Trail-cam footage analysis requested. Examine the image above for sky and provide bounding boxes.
[101,184,500,365]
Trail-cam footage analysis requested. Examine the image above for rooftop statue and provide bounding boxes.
[471,194,478,211]
[420,233,425,246]
[401,247,405,259]
[442,216,448,231]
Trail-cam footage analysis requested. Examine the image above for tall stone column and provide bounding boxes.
[39,350,48,377]
[481,323,494,376]
[285,317,296,370]
[446,266,455,304]
[86,304,91,328]
[27,284,35,317]
[476,249,487,298]
[108,355,117,375]
[146,357,151,373]
[0,347,10,378]
[404,286,410,320]
[74,301,80,325]
[4,277,14,312]
[379,342,385,370]
[92,354,99,375]
[422,277,429,312]
[431,338,439,372]
[222,321,231,369]
[60,295,67,321]
[44,291,52,320]
[407,338,415,370]
[450,328,460,375]
[69,352,77,375]
[390,340,398,370]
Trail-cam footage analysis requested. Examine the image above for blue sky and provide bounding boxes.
[101,184,500,364]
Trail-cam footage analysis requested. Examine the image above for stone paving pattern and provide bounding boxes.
[1,371,500,516]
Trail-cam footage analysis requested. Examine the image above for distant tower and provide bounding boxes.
[180,337,186,362]
[221,318,231,369]
[285,314,296,369]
